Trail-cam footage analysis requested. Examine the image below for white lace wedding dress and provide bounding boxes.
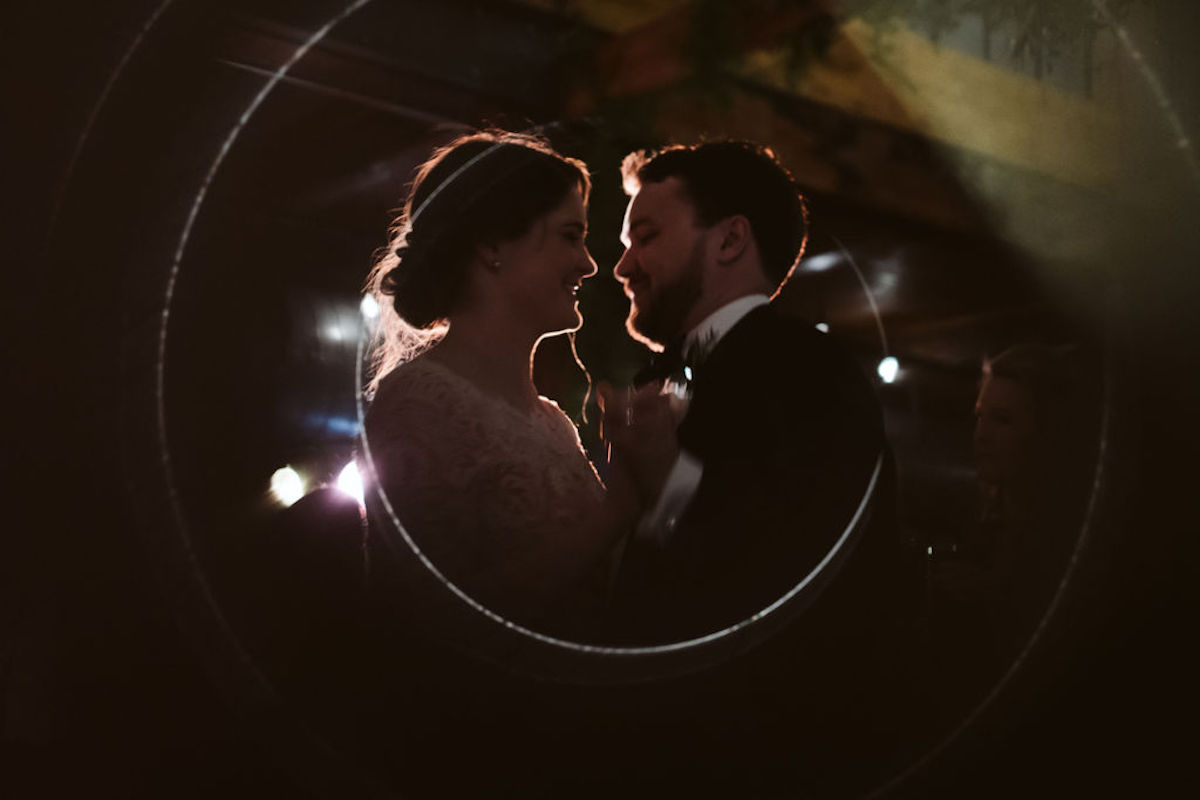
[363,357,609,633]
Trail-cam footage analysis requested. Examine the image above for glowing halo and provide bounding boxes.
[150,0,376,696]
[351,174,896,679]
[45,0,176,253]
[93,0,1141,791]
[867,342,1117,799]
[137,1,393,796]
[357,307,886,669]
[821,228,1119,800]
[831,233,890,358]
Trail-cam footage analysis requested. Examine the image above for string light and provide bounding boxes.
[877,356,899,384]
[270,466,304,507]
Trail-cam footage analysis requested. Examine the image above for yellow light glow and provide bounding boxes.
[270,466,304,507]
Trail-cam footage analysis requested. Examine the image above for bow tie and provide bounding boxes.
[633,341,690,387]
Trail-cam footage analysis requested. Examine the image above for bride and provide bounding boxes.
[361,130,643,636]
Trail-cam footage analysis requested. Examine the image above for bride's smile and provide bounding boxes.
[492,184,598,337]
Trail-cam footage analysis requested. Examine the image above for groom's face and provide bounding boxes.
[614,177,706,348]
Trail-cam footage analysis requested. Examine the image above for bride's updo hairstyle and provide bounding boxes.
[365,129,591,390]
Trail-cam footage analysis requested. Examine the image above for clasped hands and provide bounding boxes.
[597,380,684,508]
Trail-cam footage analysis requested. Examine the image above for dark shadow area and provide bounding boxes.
[4,1,1197,798]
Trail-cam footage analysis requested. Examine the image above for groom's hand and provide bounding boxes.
[598,381,680,504]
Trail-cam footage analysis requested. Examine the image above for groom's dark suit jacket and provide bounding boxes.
[612,301,900,644]
[601,302,915,792]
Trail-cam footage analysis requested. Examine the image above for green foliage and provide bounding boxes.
[846,0,1144,77]
[582,0,1149,134]
[684,0,842,100]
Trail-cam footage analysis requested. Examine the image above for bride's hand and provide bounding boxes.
[598,381,680,504]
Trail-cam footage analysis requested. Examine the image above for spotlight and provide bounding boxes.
[877,356,899,384]
[335,461,364,505]
[360,294,379,320]
[270,466,305,507]
[800,252,843,273]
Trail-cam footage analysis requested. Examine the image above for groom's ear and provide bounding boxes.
[714,214,751,265]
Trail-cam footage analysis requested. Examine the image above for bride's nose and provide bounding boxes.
[579,248,598,278]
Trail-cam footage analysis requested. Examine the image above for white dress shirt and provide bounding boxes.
[635,294,771,545]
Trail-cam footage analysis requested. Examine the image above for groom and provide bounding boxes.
[601,140,896,644]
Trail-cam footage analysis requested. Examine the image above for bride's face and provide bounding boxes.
[495,186,597,335]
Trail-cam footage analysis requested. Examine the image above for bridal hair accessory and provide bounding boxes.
[379,127,579,331]
[407,140,510,228]
[398,137,542,264]
[405,122,562,229]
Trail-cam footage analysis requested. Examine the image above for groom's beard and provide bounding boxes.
[626,241,704,349]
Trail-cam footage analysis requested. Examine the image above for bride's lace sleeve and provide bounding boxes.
[363,362,609,629]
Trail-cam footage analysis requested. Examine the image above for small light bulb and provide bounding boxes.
[360,294,379,320]
[270,466,305,507]
[877,356,899,384]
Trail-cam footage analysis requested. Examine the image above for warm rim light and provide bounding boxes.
[270,466,304,507]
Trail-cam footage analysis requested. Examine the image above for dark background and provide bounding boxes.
[3,1,1197,797]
